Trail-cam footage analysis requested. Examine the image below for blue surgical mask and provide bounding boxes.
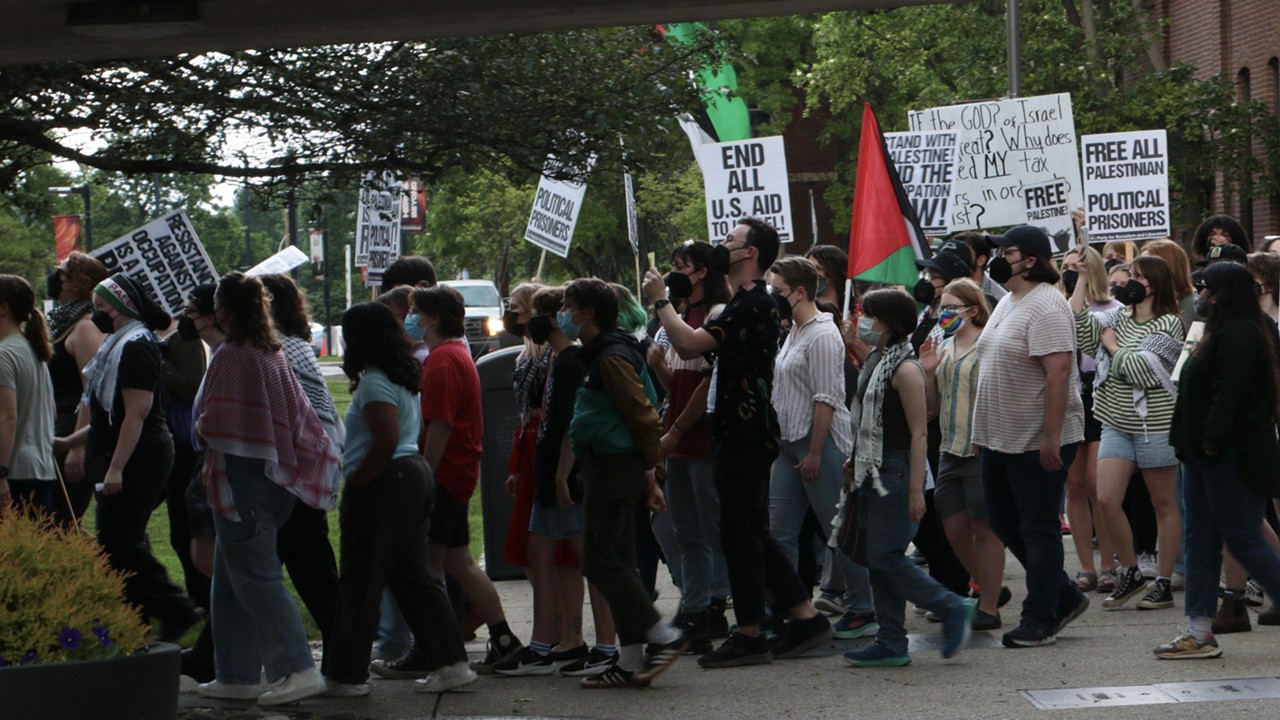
[816,276,828,298]
[556,310,581,341]
[404,312,426,341]
[857,316,882,346]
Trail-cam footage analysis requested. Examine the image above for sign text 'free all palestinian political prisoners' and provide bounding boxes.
[697,136,793,243]
[908,93,1082,231]
[356,171,401,288]
[1082,130,1170,243]
[884,131,958,235]
[90,209,218,316]
[1023,178,1075,254]
[524,157,589,259]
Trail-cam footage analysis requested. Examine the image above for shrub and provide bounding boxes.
[0,511,150,666]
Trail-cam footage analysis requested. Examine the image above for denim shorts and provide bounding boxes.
[934,453,987,523]
[1098,425,1178,469]
[529,501,584,541]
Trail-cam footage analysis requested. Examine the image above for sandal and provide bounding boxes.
[1074,571,1098,592]
[1097,568,1118,594]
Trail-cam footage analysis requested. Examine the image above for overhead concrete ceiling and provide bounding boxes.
[3,0,946,66]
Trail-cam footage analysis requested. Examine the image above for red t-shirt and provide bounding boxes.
[420,340,484,504]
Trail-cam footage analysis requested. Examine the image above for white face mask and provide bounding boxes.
[857,316,882,346]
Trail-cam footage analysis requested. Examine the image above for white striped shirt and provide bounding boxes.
[772,312,852,454]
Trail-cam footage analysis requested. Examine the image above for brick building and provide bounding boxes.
[1162,0,1280,240]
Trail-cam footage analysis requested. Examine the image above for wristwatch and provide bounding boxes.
[654,298,672,311]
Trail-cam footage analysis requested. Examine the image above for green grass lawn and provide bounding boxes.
[94,377,484,641]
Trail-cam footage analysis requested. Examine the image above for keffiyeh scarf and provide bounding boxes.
[80,318,150,421]
[47,297,91,340]
[848,340,916,496]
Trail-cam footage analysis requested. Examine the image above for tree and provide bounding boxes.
[0,29,716,204]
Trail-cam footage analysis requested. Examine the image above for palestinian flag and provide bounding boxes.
[847,102,930,286]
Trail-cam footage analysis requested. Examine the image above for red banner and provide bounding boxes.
[53,215,82,263]
[400,177,427,234]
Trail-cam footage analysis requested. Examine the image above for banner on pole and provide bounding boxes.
[697,135,793,243]
[90,209,217,316]
[355,171,399,268]
[908,93,1082,231]
[52,215,82,264]
[246,246,309,277]
[309,230,325,279]
[624,172,639,256]
[400,177,427,234]
[1081,130,1170,242]
[883,131,958,235]
[524,156,589,259]
[1023,178,1075,255]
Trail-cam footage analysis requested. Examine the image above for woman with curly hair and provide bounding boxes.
[1191,214,1252,259]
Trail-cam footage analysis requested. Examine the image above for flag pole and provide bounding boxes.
[635,252,642,299]
[534,249,547,283]
[843,278,853,319]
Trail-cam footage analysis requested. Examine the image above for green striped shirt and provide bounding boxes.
[938,336,981,458]
[1074,308,1184,434]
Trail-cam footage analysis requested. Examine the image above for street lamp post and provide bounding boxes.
[48,185,93,251]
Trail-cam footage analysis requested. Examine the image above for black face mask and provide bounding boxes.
[1062,269,1079,295]
[1194,296,1210,317]
[987,256,1014,284]
[912,278,937,305]
[664,271,694,300]
[91,309,114,334]
[1104,258,1122,273]
[1114,279,1147,306]
[502,310,526,337]
[177,315,200,341]
[709,244,732,275]
[774,292,794,322]
[47,270,63,301]
[527,315,554,345]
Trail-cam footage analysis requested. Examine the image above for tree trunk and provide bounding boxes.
[1130,0,1168,72]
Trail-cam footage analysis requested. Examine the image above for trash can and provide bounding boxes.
[475,346,526,581]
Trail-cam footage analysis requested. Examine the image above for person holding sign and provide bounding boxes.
[1191,215,1252,260]
[1070,255,1185,612]
[643,218,833,668]
[1155,261,1280,659]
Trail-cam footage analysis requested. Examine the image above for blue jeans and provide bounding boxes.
[666,458,730,613]
[980,445,1082,633]
[375,590,413,659]
[1182,452,1280,619]
[858,451,965,654]
[770,432,872,614]
[211,456,315,684]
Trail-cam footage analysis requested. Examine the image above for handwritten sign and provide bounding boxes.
[908,93,1082,231]
[884,131,958,235]
[697,135,793,243]
[1023,178,1075,255]
[1082,130,1170,242]
[91,209,217,316]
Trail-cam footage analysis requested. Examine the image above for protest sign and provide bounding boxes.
[246,245,309,277]
[697,135,793,243]
[1081,130,1170,242]
[908,93,1082,231]
[91,209,217,316]
[1022,178,1075,254]
[355,171,399,268]
[624,172,639,256]
[524,156,590,258]
[884,131,958,235]
[400,177,427,234]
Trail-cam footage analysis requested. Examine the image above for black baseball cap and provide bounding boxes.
[1194,243,1248,267]
[986,225,1053,259]
[184,283,216,316]
[916,241,973,281]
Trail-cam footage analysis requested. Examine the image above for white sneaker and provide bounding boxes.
[414,661,478,693]
[258,668,325,706]
[324,678,371,697]
[196,680,261,700]
[1246,579,1265,607]
[1137,552,1157,580]
[1170,572,1185,591]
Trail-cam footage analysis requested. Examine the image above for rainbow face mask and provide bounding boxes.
[937,309,965,336]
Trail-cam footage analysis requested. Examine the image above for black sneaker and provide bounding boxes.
[559,648,617,677]
[697,632,772,668]
[493,646,556,677]
[769,615,833,660]
[370,646,434,679]
[972,610,1002,631]
[637,632,690,682]
[545,644,588,662]
[1055,591,1090,634]
[1137,579,1175,610]
[471,635,523,675]
[706,598,731,639]
[580,666,649,689]
[1102,567,1148,609]
[673,612,713,654]
[1001,623,1056,648]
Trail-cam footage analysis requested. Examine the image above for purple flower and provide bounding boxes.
[93,625,113,647]
[20,649,38,664]
[59,627,83,650]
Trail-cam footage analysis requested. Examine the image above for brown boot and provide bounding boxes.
[1212,597,1252,634]
[1257,603,1280,626]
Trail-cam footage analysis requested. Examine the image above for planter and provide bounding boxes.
[0,642,180,720]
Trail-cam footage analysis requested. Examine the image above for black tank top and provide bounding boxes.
[882,382,913,452]
[49,337,83,434]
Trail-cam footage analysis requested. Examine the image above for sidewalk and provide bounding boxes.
[179,538,1280,719]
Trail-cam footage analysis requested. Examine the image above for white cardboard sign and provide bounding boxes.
[524,156,589,259]
[1023,178,1075,254]
[883,131,958,235]
[1082,130,1170,242]
[246,245,308,277]
[356,171,402,287]
[908,93,1082,231]
[697,135,794,243]
[91,209,217,316]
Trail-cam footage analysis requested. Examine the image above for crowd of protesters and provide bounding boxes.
[3,211,1280,705]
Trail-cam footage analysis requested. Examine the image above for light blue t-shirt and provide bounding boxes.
[343,368,421,473]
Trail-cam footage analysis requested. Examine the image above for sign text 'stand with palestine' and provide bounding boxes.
[697,136,794,243]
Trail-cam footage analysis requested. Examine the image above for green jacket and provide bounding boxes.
[569,329,663,470]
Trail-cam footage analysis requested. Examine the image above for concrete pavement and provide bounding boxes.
[179,538,1280,719]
